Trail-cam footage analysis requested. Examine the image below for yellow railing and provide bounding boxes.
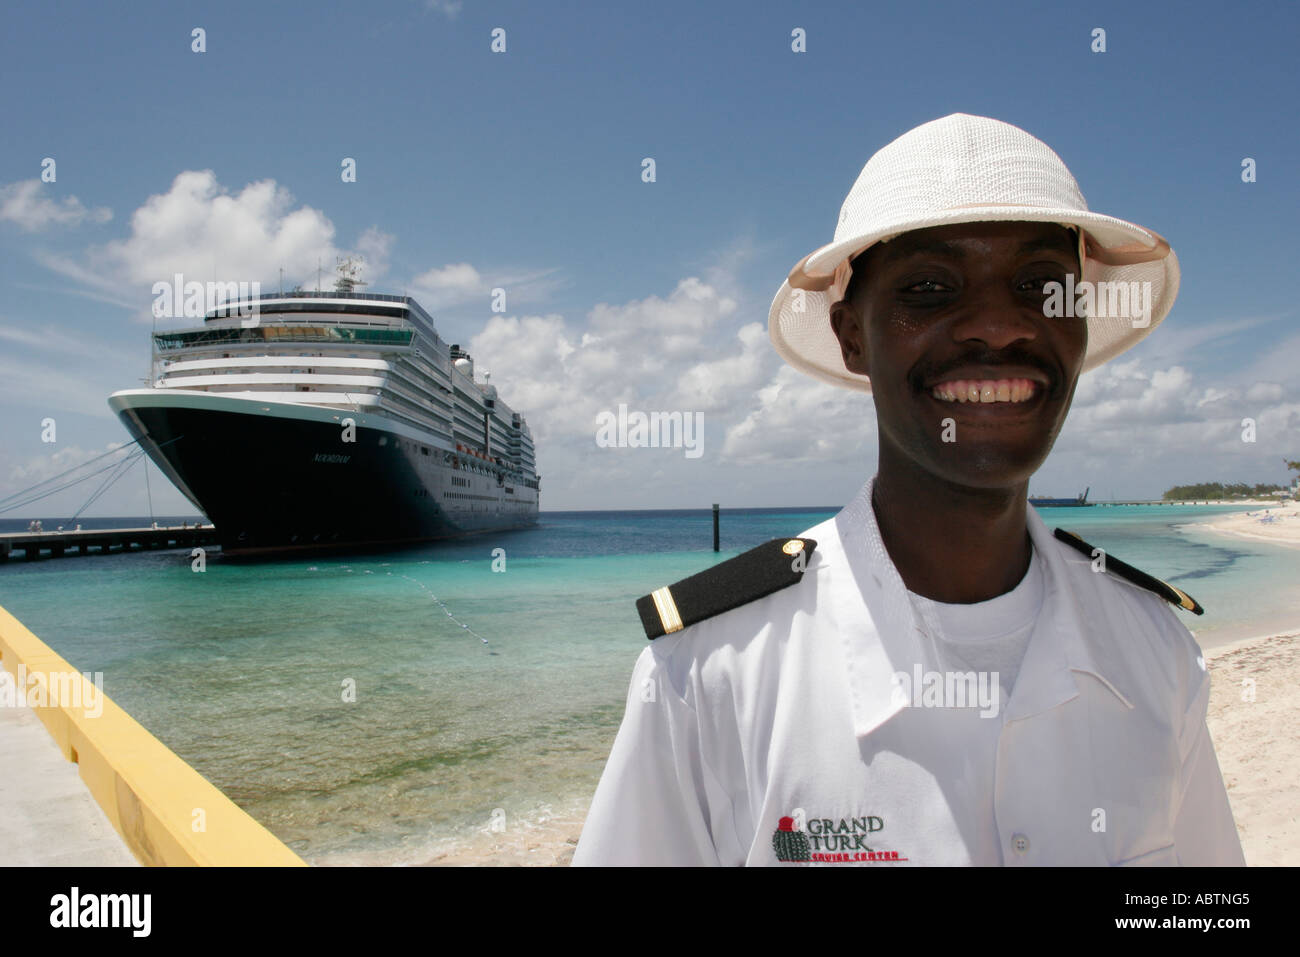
[0,603,305,866]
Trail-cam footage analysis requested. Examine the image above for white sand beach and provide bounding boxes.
[1191,502,1300,547]
[1203,631,1300,866]
[418,630,1299,866]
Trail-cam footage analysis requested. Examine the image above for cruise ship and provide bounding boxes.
[108,271,540,555]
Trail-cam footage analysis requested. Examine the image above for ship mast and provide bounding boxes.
[334,256,367,294]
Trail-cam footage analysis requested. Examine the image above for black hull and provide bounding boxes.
[111,398,539,556]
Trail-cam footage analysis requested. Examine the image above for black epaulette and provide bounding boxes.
[1053,528,1203,615]
[635,538,818,640]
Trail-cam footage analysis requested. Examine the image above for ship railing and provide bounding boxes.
[154,326,415,351]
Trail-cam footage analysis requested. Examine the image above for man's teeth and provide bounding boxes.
[929,378,1040,403]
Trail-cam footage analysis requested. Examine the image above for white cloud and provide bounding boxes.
[670,321,770,412]
[1247,382,1284,403]
[458,272,882,498]
[0,441,141,517]
[353,226,393,285]
[35,171,387,315]
[0,179,112,231]
[425,0,463,17]
[5,441,128,489]
[414,261,481,292]
[1048,355,1300,495]
[722,365,875,465]
[463,276,765,475]
[97,171,336,286]
[408,261,566,312]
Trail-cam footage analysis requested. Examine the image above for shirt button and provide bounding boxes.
[1011,833,1030,855]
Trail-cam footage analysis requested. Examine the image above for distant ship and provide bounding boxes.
[1029,486,1092,508]
[108,265,540,555]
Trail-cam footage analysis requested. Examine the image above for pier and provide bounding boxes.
[0,524,219,561]
[0,603,305,866]
[1093,500,1289,507]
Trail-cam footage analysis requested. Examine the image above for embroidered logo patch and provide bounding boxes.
[772,814,908,864]
[772,817,811,862]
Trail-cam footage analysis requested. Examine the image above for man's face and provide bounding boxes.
[829,221,1087,490]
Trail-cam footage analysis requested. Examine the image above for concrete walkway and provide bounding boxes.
[0,702,137,865]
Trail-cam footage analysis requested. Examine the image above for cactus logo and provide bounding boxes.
[772,817,811,862]
[772,812,908,864]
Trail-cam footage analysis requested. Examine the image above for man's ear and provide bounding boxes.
[829,300,869,376]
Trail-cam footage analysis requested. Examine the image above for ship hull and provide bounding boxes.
[108,390,538,556]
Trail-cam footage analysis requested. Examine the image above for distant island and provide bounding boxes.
[1162,482,1292,501]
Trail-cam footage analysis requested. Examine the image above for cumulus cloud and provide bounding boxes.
[1046,356,1300,495]
[5,442,130,491]
[410,262,566,312]
[670,322,770,412]
[37,170,386,315]
[468,278,751,436]
[722,365,875,465]
[454,271,893,507]
[0,179,112,231]
[412,262,482,302]
[353,226,394,285]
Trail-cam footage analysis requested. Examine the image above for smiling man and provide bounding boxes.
[573,114,1244,867]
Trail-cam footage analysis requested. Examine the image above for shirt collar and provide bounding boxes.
[830,474,1134,738]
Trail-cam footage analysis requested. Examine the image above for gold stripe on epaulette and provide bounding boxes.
[651,586,683,634]
[1167,583,1197,612]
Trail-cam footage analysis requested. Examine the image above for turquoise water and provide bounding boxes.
[1,503,1296,863]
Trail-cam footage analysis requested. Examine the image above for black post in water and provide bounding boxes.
[713,503,719,552]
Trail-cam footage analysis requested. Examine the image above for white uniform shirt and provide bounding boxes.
[909,538,1043,698]
[573,476,1245,866]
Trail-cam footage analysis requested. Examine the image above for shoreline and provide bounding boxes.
[1182,501,1300,548]
[405,629,1298,867]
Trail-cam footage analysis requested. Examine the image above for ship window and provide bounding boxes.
[421,447,429,455]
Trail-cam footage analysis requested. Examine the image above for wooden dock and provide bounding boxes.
[0,525,219,561]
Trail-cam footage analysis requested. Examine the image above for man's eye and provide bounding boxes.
[1019,275,1063,293]
[903,280,950,294]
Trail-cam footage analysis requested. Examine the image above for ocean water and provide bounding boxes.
[1,501,1297,864]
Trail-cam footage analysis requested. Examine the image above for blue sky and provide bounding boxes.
[1,0,1297,516]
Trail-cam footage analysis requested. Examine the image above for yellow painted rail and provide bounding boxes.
[0,603,305,866]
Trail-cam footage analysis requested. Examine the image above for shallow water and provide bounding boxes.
[1,503,1294,863]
